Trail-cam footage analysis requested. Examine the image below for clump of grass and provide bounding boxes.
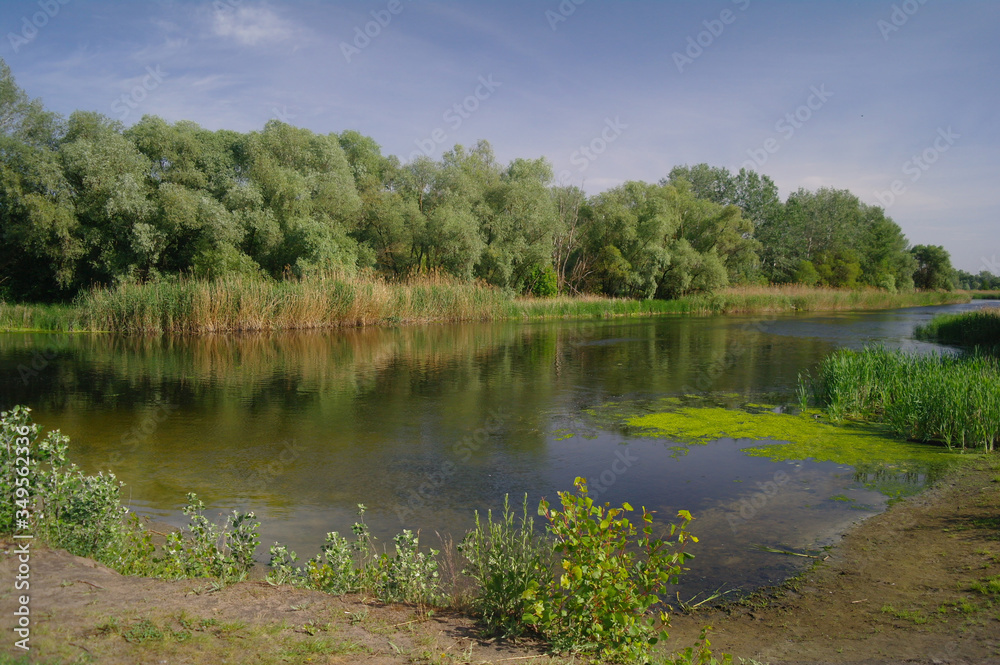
[675,285,967,314]
[811,346,1000,451]
[915,307,1000,349]
[971,575,1000,596]
[880,604,930,624]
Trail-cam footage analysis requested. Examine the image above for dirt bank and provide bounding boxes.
[2,455,998,664]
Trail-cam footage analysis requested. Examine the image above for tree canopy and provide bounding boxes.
[0,60,977,303]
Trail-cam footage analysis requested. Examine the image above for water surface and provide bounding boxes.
[1,300,993,597]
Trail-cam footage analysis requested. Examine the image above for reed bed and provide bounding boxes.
[812,346,1000,451]
[915,307,1000,349]
[679,285,967,314]
[0,302,84,331]
[0,277,972,334]
[78,273,517,333]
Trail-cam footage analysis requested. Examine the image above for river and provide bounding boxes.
[1,299,994,598]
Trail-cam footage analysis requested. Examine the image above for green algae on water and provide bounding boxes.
[603,397,962,498]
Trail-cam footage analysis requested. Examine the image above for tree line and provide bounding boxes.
[0,59,987,303]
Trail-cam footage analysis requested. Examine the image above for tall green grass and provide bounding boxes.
[812,346,1000,451]
[676,284,967,313]
[79,273,516,333]
[915,307,1000,349]
[0,277,972,334]
[0,302,84,331]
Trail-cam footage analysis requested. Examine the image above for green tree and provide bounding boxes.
[59,111,158,284]
[240,121,363,276]
[0,59,80,300]
[668,182,759,283]
[584,181,673,298]
[911,244,956,290]
[550,185,587,294]
[477,157,557,291]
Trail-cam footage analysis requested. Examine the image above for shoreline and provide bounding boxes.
[668,453,1000,663]
[0,285,972,334]
[3,454,997,664]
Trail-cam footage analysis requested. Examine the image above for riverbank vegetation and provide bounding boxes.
[0,279,969,333]
[0,59,989,325]
[915,307,1000,349]
[810,346,1000,451]
[0,406,722,663]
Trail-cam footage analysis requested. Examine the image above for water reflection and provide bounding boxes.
[0,303,984,595]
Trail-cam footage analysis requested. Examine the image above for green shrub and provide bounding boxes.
[522,477,697,663]
[528,266,559,297]
[267,504,441,605]
[1,405,126,558]
[458,494,552,637]
[161,494,260,581]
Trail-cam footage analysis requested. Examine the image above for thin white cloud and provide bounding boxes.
[212,5,294,46]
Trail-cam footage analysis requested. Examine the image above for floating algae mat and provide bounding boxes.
[590,396,960,499]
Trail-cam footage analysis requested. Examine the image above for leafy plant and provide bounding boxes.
[162,493,260,581]
[268,504,441,604]
[458,494,551,637]
[522,477,697,663]
[1,405,127,558]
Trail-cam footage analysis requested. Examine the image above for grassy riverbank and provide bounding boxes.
[0,276,970,334]
[915,306,1000,349]
[7,447,998,665]
[811,346,1000,451]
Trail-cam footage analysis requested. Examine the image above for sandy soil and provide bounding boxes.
[2,455,998,665]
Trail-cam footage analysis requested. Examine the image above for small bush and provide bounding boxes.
[523,477,697,663]
[268,504,441,605]
[1,405,126,558]
[458,494,552,637]
[161,494,260,581]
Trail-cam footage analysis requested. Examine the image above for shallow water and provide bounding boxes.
[1,299,995,597]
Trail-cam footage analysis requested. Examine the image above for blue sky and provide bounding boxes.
[2,0,997,272]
